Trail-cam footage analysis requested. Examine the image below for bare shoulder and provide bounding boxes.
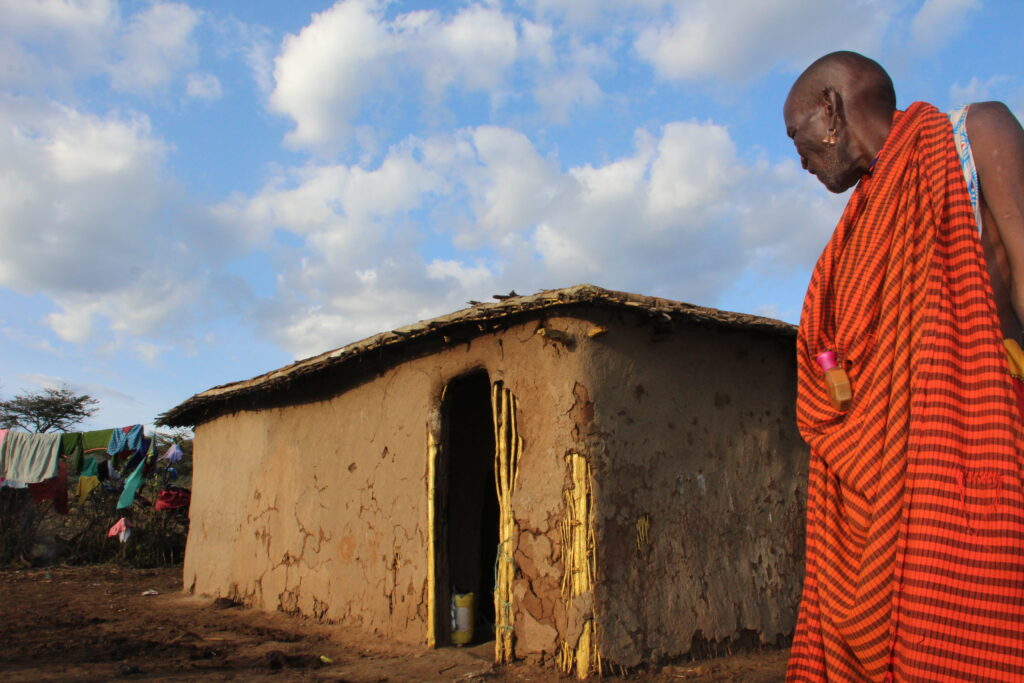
[966,101,1024,147]
[965,101,1024,337]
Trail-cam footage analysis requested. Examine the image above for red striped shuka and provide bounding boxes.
[787,102,1024,682]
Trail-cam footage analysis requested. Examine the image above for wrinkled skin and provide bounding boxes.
[783,90,864,194]
[784,55,1024,339]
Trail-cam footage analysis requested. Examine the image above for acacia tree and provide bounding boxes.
[0,386,99,433]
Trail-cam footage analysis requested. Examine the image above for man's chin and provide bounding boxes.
[821,176,856,194]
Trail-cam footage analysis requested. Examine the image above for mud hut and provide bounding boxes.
[159,284,808,676]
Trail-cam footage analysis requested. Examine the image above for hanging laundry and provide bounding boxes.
[27,461,69,515]
[116,458,147,510]
[81,429,115,459]
[0,429,8,488]
[158,444,185,464]
[145,438,163,476]
[124,438,149,472]
[76,457,101,504]
[158,444,184,464]
[61,432,84,474]
[107,517,131,543]
[155,487,190,511]
[0,431,61,484]
[107,425,144,458]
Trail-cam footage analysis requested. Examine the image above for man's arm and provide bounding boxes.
[968,101,1024,329]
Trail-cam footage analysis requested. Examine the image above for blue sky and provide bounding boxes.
[1,0,1022,429]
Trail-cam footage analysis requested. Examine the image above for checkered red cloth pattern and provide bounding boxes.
[787,102,1024,682]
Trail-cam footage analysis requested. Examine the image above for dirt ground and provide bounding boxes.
[0,566,788,682]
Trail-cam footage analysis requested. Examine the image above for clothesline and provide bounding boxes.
[0,425,189,523]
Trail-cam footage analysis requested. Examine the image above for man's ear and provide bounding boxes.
[821,87,845,133]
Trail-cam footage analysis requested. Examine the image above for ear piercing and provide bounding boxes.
[823,128,837,145]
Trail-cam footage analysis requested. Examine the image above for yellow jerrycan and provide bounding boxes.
[451,592,475,646]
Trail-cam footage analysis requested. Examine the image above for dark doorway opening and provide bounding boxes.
[437,371,499,646]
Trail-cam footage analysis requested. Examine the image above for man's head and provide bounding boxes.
[784,51,896,193]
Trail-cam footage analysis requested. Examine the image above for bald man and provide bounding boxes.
[783,52,1024,682]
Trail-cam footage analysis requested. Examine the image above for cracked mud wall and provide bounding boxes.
[577,310,807,668]
[184,316,588,653]
[182,308,804,667]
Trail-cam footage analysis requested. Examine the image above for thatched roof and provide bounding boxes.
[159,284,795,427]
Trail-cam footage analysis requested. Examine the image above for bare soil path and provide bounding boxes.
[0,566,786,682]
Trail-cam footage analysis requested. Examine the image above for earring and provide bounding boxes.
[823,128,837,145]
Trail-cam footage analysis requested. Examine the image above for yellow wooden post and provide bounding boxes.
[492,382,521,664]
[426,429,438,648]
[559,452,601,678]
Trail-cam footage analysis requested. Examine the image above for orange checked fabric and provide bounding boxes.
[787,102,1024,682]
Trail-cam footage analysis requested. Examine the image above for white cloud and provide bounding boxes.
[268,252,500,359]
[0,0,115,89]
[222,120,837,358]
[213,143,444,255]
[270,1,527,151]
[0,96,247,348]
[44,274,207,345]
[109,2,199,92]
[532,67,603,124]
[15,372,147,429]
[0,100,166,295]
[949,75,1009,105]
[0,0,115,32]
[0,2,253,354]
[461,126,567,242]
[186,72,222,100]
[426,259,494,291]
[270,0,394,150]
[635,0,897,82]
[521,26,612,123]
[1,326,62,356]
[736,157,845,271]
[0,0,201,95]
[133,341,167,364]
[520,19,555,66]
[910,0,979,51]
[16,373,137,404]
[523,0,666,27]
[424,4,518,94]
[237,21,275,95]
[648,121,737,215]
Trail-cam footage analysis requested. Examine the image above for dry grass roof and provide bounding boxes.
[159,284,795,427]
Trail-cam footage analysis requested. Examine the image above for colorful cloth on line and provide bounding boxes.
[0,428,7,487]
[117,457,147,510]
[107,424,144,458]
[158,443,184,463]
[0,431,62,484]
[27,460,68,515]
[155,487,190,511]
[107,517,131,543]
[123,438,150,472]
[787,102,1024,682]
[61,432,84,474]
[81,428,115,458]
[76,456,101,503]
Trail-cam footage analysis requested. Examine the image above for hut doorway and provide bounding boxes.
[436,371,499,646]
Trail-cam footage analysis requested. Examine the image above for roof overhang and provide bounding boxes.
[158,284,795,427]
